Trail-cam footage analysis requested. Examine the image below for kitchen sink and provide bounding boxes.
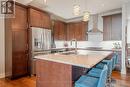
[60,50,90,55]
[61,51,77,55]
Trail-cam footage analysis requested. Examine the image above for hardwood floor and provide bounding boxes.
[0,71,130,87]
[112,71,130,87]
[0,76,36,87]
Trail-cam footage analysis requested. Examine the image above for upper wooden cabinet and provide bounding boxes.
[53,21,66,40]
[29,8,51,29]
[42,12,51,29]
[67,22,87,41]
[103,14,122,41]
[12,5,28,30]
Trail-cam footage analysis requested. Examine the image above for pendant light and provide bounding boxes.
[44,0,47,5]
[83,0,90,21]
[73,0,80,16]
[83,11,90,21]
[73,4,80,16]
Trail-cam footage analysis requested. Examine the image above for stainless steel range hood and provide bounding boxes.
[87,14,103,33]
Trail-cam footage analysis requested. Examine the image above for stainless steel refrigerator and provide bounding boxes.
[31,27,51,51]
[31,27,52,75]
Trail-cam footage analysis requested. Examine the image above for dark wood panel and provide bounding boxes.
[54,21,66,40]
[29,8,43,27]
[36,60,72,87]
[12,30,28,78]
[12,5,28,30]
[67,23,75,40]
[5,4,29,79]
[67,22,87,41]
[29,8,51,29]
[42,12,51,29]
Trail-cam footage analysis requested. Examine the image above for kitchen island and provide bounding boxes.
[35,50,113,87]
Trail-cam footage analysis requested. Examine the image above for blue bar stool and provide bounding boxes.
[90,59,112,78]
[75,65,108,87]
[112,53,118,70]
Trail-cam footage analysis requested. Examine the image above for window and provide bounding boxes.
[103,14,122,41]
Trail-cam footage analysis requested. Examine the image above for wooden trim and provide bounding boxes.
[68,21,87,24]
[15,2,27,8]
[28,5,50,16]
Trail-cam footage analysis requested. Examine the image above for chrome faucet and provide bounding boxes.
[70,39,77,52]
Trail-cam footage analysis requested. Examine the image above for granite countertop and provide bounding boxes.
[34,50,112,68]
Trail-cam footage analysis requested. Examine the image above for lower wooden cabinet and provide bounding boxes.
[36,60,72,87]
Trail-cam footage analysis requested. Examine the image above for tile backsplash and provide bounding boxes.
[54,41,122,49]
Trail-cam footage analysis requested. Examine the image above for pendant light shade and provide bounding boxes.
[83,11,90,21]
[73,4,80,16]
[44,0,47,5]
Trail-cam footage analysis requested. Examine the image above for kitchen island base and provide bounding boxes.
[36,59,72,87]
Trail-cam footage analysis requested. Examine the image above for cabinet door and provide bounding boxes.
[12,30,28,78]
[58,22,66,40]
[12,5,28,78]
[54,21,59,40]
[12,5,27,30]
[67,22,87,41]
[29,8,42,27]
[54,21,66,40]
[42,13,51,29]
[67,24,75,40]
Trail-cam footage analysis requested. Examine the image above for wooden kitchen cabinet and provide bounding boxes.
[29,8,43,27]
[103,13,122,41]
[67,23,75,40]
[67,22,87,41]
[42,12,51,29]
[5,4,29,79]
[54,21,66,40]
[29,7,51,29]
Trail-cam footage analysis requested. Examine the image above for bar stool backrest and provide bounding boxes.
[97,65,108,87]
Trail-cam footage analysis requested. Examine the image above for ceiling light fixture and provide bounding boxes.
[73,4,80,16]
[83,11,90,21]
[73,0,80,16]
[82,0,90,21]
[44,0,47,5]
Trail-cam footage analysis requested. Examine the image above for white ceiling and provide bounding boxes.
[16,0,130,19]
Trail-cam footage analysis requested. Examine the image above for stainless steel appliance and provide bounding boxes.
[31,27,52,75]
[32,27,51,51]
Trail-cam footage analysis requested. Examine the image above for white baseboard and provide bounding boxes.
[0,73,5,78]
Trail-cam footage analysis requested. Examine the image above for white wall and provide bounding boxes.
[0,17,5,78]
[126,2,130,43]
[55,41,122,49]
